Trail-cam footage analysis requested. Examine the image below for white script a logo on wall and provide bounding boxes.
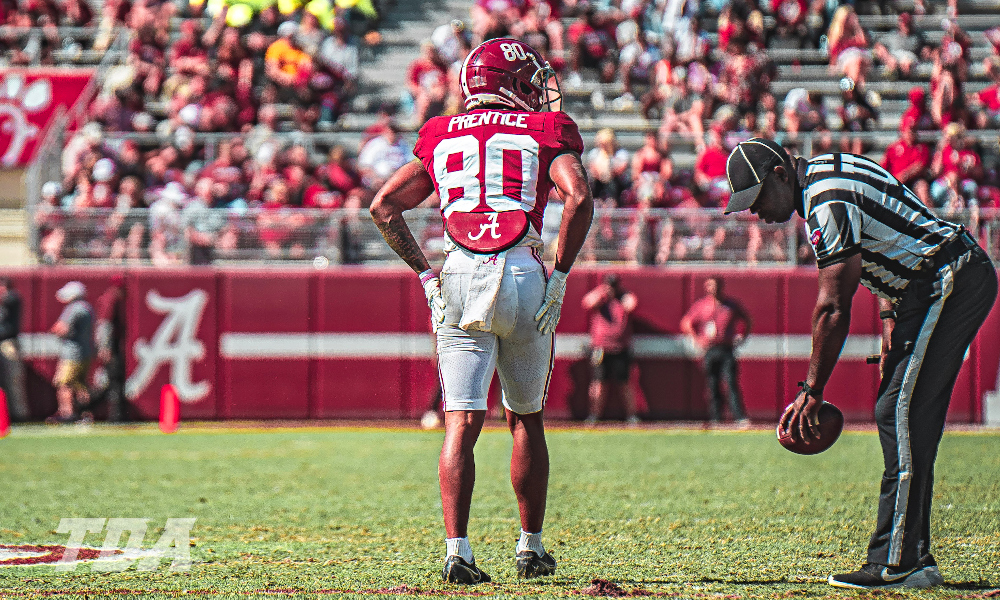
[0,73,51,167]
[125,290,210,402]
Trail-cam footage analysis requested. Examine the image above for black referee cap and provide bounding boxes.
[724,138,791,214]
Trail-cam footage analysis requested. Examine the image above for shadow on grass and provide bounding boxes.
[942,582,1000,592]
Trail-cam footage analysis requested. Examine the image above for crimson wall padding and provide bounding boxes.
[8,265,997,423]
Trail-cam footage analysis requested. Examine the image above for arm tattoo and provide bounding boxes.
[374,212,431,274]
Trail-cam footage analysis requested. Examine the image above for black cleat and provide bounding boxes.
[515,550,556,579]
[442,555,492,585]
[916,554,944,586]
[828,556,942,590]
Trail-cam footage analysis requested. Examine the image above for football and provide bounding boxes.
[776,402,844,455]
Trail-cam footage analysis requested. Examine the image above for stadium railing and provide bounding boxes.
[29,206,993,266]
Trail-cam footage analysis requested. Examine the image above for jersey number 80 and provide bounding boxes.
[433,133,540,216]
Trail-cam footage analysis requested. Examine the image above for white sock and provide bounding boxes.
[446,537,474,563]
[516,529,545,555]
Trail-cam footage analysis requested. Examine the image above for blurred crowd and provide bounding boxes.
[41,117,415,264]
[10,0,1000,265]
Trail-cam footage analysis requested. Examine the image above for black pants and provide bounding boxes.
[868,247,997,567]
[82,354,126,422]
[704,344,746,421]
[190,244,214,266]
[104,354,126,422]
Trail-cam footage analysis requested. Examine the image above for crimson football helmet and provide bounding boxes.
[459,38,562,112]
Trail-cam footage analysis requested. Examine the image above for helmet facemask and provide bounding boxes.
[532,61,562,112]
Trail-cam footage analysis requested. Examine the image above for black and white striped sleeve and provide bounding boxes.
[805,201,863,268]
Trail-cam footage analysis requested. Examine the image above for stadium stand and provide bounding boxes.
[10,0,1000,265]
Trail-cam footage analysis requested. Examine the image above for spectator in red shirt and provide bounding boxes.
[717,35,774,117]
[827,5,870,87]
[693,129,729,207]
[934,124,982,182]
[629,131,666,199]
[772,0,808,41]
[283,165,313,207]
[717,2,762,53]
[213,26,249,83]
[302,182,342,210]
[930,34,968,128]
[318,145,363,201]
[114,139,143,184]
[930,123,982,212]
[258,180,309,259]
[407,42,448,126]
[200,139,245,195]
[66,0,94,25]
[900,86,935,132]
[36,181,67,264]
[566,6,618,85]
[17,0,60,24]
[127,21,167,95]
[882,126,931,205]
[171,20,210,78]
[680,276,752,425]
[882,126,930,186]
[582,274,639,425]
[641,38,677,119]
[971,56,1000,129]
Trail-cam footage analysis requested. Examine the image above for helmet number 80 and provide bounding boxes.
[500,42,528,61]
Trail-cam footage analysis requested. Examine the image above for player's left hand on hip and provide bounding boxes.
[421,273,447,333]
[779,388,823,444]
[535,270,569,335]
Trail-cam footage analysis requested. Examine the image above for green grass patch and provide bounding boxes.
[0,424,998,599]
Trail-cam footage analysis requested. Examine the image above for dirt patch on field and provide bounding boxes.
[579,578,654,597]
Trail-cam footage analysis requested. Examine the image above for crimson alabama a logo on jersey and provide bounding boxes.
[446,210,530,254]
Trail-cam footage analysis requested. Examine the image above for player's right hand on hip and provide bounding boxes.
[421,273,447,333]
[535,270,569,335]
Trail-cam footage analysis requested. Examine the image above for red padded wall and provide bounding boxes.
[4,265,997,423]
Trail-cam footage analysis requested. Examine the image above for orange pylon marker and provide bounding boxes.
[159,384,179,434]
[0,389,9,438]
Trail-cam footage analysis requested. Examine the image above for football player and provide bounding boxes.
[370,38,594,584]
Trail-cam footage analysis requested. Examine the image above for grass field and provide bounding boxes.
[1,423,999,599]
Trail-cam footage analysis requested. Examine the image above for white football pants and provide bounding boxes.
[437,246,553,414]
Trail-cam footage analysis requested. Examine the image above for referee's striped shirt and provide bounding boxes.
[798,153,961,301]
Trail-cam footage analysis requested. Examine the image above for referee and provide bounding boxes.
[724,138,997,589]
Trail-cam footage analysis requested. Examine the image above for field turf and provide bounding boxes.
[1,423,999,599]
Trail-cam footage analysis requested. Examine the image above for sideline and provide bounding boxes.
[4,419,998,439]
